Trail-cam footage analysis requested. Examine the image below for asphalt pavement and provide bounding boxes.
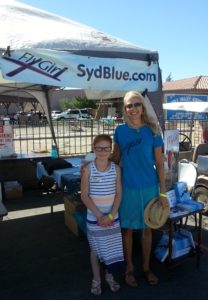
[1,189,208,300]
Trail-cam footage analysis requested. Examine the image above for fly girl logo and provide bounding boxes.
[125,138,142,155]
[3,52,68,81]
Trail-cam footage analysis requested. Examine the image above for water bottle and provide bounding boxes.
[51,145,58,159]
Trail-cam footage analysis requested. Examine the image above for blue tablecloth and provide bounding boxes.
[36,157,83,188]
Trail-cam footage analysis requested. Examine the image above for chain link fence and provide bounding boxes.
[165,119,208,148]
[12,119,122,155]
[11,118,208,156]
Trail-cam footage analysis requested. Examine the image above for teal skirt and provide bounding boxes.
[119,185,159,229]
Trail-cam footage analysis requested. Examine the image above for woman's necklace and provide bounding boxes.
[129,120,144,131]
[135,127,141,133]
[131,123,144,133]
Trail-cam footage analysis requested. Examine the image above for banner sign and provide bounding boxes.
[165,94,208,120]
[0,124,15,157]
[164,129,179,190]
[0,49,159,91]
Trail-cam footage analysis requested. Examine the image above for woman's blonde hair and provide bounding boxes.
[123,91,160,135]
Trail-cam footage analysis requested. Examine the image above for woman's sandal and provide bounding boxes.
[105,273,120,292]
[125,271,138,288]
[143,270,159,286]
[91,279,102,296]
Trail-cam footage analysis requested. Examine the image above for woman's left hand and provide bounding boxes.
[159,196,169,209]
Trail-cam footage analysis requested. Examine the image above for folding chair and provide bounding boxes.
[178,160,198,227]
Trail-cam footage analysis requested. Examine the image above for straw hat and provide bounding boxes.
[144,197,170,229]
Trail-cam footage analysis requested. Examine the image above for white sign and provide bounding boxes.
[0,49,159,92]
[0,125,15,157]
[164,129,179,153]
[165,94,208,120]
[164,130,179,190]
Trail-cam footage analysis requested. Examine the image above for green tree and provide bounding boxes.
[60,96,97,110]
[59,97,71,110]
[72,96,97,109]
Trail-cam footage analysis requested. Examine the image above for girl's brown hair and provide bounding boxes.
[93,134,112,146]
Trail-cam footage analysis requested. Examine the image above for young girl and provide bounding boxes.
[81,134,124,296]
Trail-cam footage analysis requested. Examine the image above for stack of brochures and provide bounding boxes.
[154,229,195,262]
[166,187,204,219]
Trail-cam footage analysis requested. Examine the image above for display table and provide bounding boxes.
[36,157,83,213]
[61,174,80,193]
[36,157,82,188]
[155,186,205,276]
[0,153,51,202]
[167,208,203,272]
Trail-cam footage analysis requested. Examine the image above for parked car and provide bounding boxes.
[53,108,92,120]
[51,110,62,119]
[79,108,93,119]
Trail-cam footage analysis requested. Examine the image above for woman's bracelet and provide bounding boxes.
[159,193,167,198]
[108,213,114,220]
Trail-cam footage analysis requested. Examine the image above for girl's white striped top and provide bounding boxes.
[87,161,118,222]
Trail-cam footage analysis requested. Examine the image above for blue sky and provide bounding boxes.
[18,0,208,82]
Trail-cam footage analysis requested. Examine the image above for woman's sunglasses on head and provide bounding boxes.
[125,102,142,109]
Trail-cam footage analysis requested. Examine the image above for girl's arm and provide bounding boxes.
[110,143,121,164]
[81,164,103,220]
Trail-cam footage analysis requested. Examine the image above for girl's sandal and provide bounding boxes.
[105,273,120,292]
[91,279,102,296]
[125,271,138,288]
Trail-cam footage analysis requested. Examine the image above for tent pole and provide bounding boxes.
[189,112,195,142]
[95,98,103,120]
[42,86,59,156]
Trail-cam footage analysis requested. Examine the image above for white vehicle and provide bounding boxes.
[51,110,62,119]
[79,108,92,119]
[53,109,92,120]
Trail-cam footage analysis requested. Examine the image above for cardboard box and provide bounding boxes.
[64,211,85,237]
[4,181,23,200]
[64,194,85,213]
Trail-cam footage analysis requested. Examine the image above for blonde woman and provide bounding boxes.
[113,91,168,287]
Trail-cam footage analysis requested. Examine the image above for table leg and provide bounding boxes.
[168,219,173,267]
[50,197,54,214]
[196,212,202,268]
[0,182,2,202]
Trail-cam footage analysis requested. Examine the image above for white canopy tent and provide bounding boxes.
[163,102,208,113]
[0,0,164,146]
